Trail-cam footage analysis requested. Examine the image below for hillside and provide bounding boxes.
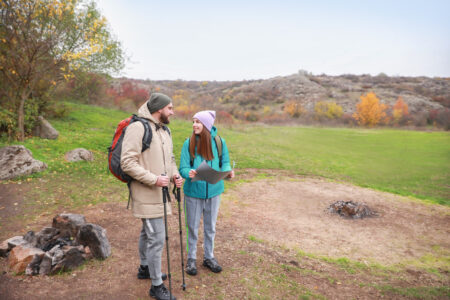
[117,72,449,123]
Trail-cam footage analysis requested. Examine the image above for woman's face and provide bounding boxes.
[193,118,204,135]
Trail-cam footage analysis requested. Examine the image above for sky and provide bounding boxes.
[95,0,450,81]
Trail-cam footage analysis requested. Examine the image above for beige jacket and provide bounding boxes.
[121,103,179,218]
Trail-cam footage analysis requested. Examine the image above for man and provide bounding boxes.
[121,93,183,300]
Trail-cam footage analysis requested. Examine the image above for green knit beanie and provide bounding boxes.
[146,93,172,113]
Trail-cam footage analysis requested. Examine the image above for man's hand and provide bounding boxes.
[173,175,184,188]
[188,169,197,179]
[156,175,170,187]
[227,170,235,179]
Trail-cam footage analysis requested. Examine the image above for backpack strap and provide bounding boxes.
[132,115,152,152]
[214,135,223,168]
[188,138,194,167]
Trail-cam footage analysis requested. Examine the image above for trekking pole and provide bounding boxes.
[173,178,186,290]
[161,177,173,299]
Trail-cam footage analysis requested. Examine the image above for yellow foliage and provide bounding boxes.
[314,101,343,120]
[284,100,304,118]
[353,92,388,127]
[392,96,409,124]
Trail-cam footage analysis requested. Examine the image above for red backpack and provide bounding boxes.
[108,115,170,208]
[108,114,152,183]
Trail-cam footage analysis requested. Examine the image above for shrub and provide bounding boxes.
[353,92,388,127]
[392,96,409,125]
[283,100,304,118]
[314,101,343,120]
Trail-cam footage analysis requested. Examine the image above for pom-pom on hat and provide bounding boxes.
[193,110,216,132]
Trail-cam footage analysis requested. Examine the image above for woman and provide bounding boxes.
[179,110,234,276]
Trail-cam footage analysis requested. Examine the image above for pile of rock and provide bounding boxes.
[0,213,110,275]
[328,200,377,219]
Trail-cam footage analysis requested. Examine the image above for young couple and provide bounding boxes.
[121,93,234,300]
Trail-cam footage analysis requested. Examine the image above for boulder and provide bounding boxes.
[39,253,53,275]
[23,231,38,247]
[78,223,111,259]
[25,254,43,276]
[32,116,59,139]
[0,236,29,257]
[52,213,86,240]
[34,227,60,250]
[50,246,85,274]
[8,245,44,274]
[65,148,94,162]
[0,145,47,180]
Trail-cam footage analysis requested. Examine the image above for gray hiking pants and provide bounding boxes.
[139,218,165,286]
[185,195,221,260]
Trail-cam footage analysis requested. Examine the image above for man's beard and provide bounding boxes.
[160,112,170,124]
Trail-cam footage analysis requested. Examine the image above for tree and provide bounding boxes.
[392,96,409,124]
[353,92,388,127]
[0,0,124,140]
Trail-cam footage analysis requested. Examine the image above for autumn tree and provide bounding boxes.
[392,96,409,124]
[0,0,124,140]
[283,100,304,118]
[353,92,388,127]
[314,101,343,120]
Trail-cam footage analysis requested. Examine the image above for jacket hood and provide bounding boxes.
[137,102,158,124]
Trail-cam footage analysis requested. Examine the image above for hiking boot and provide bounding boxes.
[203,257,222,273]
[137,265,167,281]
[149,283,176,300]
[186,258,197,276]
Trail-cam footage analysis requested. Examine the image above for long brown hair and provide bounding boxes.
[189,129,213,161]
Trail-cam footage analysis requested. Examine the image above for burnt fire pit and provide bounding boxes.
[328,201,377,219]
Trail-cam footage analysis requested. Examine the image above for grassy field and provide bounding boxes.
[222,125,450,205]
[1,102,449,206]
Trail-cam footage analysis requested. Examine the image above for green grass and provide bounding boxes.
[1,102,449,207]
[376,285,450,299]
[221,125,450,205]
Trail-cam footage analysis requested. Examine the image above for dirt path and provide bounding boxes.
[1,174,449,299]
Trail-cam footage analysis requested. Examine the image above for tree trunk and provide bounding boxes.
[17,91,28,141]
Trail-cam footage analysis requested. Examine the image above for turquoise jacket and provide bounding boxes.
[179,126,231,199]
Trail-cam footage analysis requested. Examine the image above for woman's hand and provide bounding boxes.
[227,170,235,179]
[173,175,184,188]
[188,169,197,179]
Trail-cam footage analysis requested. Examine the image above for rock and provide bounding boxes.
[82,246,92,260]
[78,224,111,259]
[0,145,47,180]
[34,227,60,250]
[25,254,43,276]
[23,231,38,247]
[32,116,59,139]
[7,236,29,248]
[0,236,29,257]
[0,240,9,257]
[50,246,85,274]
[8,245,44,274]
[64,148,94,162]
[39,253,52,275]
[52,213,86,240]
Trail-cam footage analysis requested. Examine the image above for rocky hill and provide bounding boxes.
[119,71,449,121]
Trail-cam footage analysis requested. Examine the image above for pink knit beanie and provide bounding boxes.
[193,110,216,132]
